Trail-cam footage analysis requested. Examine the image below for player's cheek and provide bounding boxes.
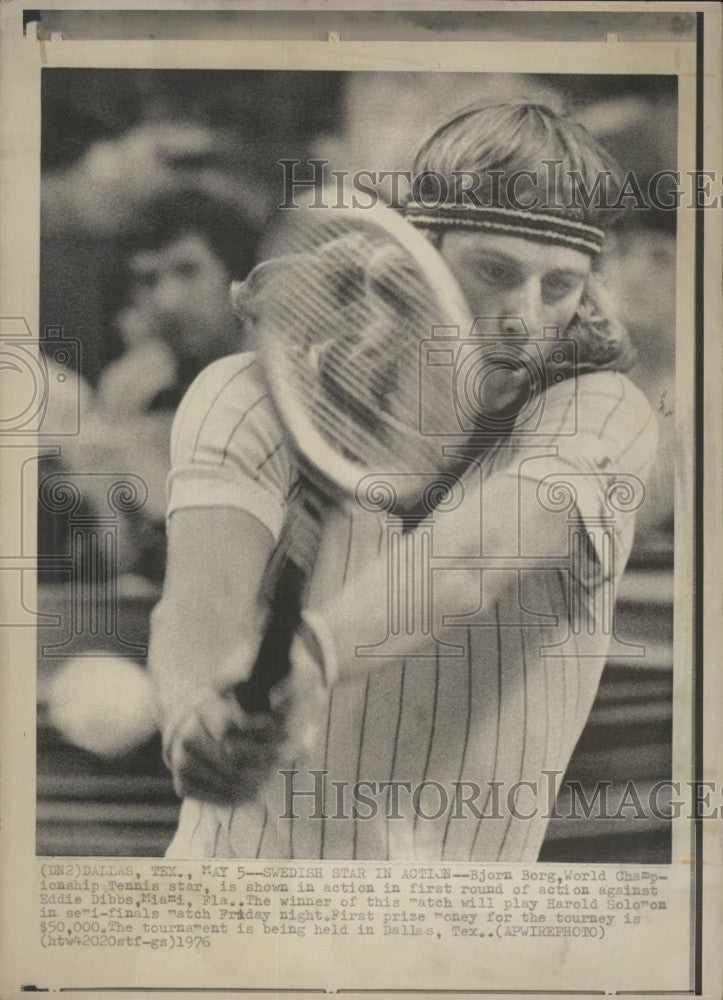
[549,288,585,329]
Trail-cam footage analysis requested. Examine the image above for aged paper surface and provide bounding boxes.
[1,2,721,998]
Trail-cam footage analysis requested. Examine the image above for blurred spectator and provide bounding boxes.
[42,122,269,238]
[100,188,261,413]
[41,122,270,384]
[41,186,265,583]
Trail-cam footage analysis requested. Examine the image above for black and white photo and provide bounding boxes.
[0,4,720,997]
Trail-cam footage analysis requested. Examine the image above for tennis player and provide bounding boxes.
[149,102,659,860]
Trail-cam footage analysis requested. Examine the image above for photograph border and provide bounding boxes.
[1,3,721,997]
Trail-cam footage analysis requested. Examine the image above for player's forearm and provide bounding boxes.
[149,507,274,731]
[148,598,235,730]
[308,509,485,683]
[314,550,468,682]
[308,470,573,685]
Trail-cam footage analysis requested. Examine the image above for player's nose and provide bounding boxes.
[498,280,541,338]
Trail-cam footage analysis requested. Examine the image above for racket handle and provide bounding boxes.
[233,557,306,714]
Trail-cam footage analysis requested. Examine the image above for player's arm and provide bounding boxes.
[148,353,307,804]
[299,464,570,683]
[292,372,658,685]
[148,505,280,803]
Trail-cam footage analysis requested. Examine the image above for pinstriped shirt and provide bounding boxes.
[163,351,658,861]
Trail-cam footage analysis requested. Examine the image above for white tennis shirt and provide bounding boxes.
[160,351,658,861]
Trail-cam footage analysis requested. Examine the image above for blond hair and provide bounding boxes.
[413,102,634,372]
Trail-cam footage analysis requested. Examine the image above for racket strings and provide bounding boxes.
[314,258,443,459]
[252,213,470,488]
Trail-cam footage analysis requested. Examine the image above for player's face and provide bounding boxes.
[435,230,593,417]
[125,232,239,363]
[439,230,592,341]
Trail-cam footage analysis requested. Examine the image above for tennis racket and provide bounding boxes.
[230,204,475,713]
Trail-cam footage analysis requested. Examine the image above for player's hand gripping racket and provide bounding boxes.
[230,205,473,713]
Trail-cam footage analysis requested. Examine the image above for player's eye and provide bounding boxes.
[542,274,582,302]
[474,257,521,287]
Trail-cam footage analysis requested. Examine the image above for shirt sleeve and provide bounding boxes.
[165,352,296,542]
[500,370,659,565]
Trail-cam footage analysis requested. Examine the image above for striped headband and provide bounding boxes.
[404,203,605,256]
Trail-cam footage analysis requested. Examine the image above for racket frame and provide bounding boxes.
[256,203,473,508]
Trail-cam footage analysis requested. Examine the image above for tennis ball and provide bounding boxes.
[48,654,158,758]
